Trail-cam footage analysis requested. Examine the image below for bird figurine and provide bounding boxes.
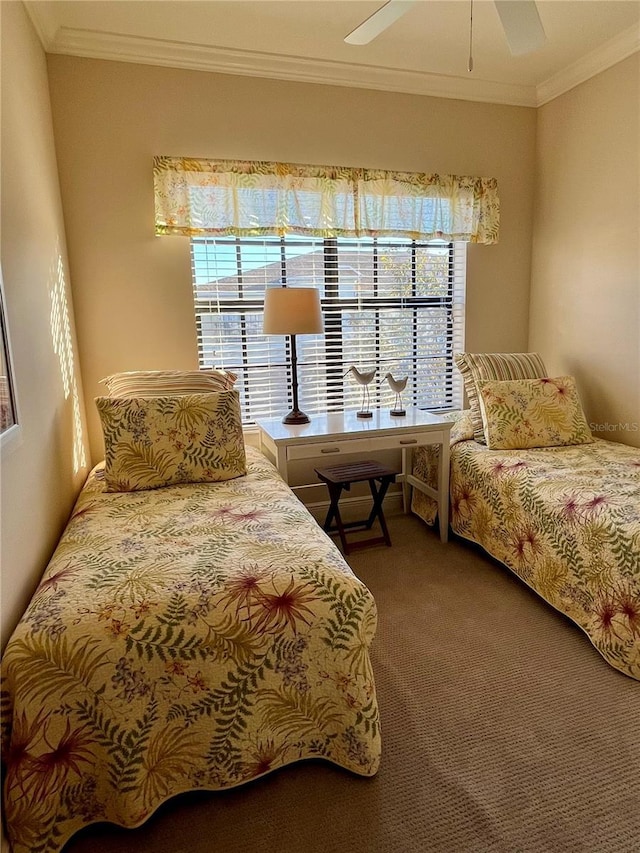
[344,366,376,419]
[382,372,408,417]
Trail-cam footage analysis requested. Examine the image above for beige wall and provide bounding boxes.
[46,56,537,463]
[530,54,640,447]
[0,3,90,648]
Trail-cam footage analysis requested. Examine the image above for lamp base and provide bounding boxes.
[357,411,373,419]
[390,409,406,417]
[283,408,310,425]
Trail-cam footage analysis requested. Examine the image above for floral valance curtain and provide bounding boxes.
[153,156,499,244]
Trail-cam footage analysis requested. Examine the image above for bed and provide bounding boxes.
[412,411,640,680]
[1,445,381,853]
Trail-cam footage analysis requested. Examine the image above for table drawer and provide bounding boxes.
[287,437,372,461]
[369,431,436,451]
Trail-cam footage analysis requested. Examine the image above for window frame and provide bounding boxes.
[191,235,465,422]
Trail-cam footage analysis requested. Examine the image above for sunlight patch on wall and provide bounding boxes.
[49,244,87,473]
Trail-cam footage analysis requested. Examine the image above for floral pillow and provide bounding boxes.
[454,352,548,444]
[476,375,594,449]
[95,391,247,492]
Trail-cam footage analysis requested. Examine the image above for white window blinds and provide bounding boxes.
[191,235,465,423]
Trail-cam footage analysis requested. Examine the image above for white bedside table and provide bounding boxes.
[256,408,454,542]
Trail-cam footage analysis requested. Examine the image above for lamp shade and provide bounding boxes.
[263,287,324,336]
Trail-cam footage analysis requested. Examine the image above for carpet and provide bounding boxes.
[65,514,640,853]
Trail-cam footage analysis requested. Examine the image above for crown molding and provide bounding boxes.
[24,1,59,49]
[44,27,538,107]
[25,3,639,110]
[536,22,640,106]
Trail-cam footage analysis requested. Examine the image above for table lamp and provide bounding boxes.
[263,286,324,425]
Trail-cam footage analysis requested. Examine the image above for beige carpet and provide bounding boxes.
[65,514,640,853]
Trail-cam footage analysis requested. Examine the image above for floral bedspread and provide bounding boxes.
[1,447,380,853]
[412,415,640,680]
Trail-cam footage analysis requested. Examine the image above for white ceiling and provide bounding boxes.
[26,0,640,106]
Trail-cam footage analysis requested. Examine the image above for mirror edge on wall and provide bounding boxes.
[0,264,22,453]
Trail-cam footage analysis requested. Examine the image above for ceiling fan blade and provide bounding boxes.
[344,0,415,46]
[494,0,546,56]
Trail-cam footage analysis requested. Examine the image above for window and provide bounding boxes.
[159,157,494,424]
[191,235,465,423]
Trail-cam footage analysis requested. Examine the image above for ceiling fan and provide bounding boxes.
[345,0,547,58]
